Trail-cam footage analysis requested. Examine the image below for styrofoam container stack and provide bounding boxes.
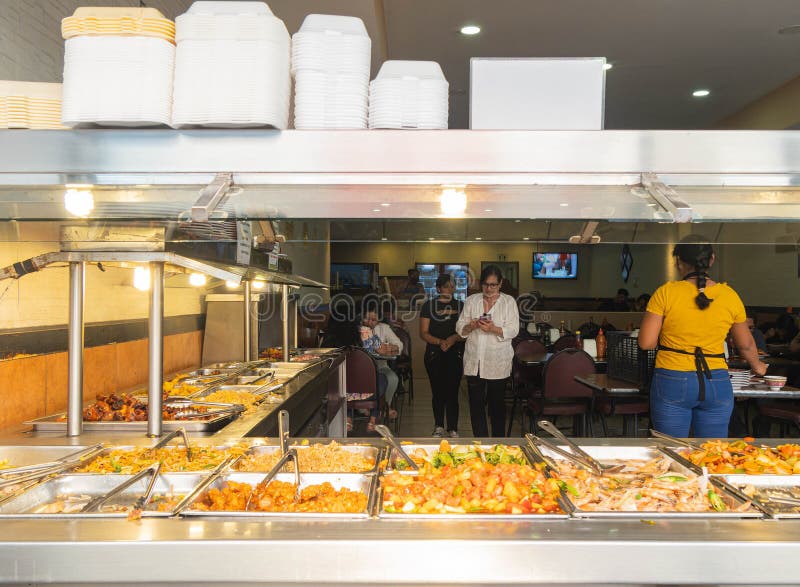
[0,81,67,129]
[171,1,290,128]
[60,7,175,127]
[291,14,371,129]
[369,60,449,129]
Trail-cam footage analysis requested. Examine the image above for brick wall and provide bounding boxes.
[0,0,193,83]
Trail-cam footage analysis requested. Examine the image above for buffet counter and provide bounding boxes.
[0,436,799,586]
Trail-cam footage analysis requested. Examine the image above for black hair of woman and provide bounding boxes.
[479,264,503,284]
[435,273,452,290]
[673,235,715,310]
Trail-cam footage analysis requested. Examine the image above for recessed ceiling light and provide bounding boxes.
[440,187,467,216]
[188,273,207,287]
[380,203,390,207]
[372,208,381,212]
[381,237,388,241]
[778,25,800,35]
[514,219,521,223]
[484,208,493,212]
[460,25,481,36]
[692,89,710,98]
[523,237,530,241]
[603,63,613,71]
[560,203,569,207]
[475,237,482,240]
[428,237,435,241]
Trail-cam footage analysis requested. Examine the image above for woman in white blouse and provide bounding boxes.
[456,265,519,437]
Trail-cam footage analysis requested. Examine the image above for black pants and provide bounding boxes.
[467,375,507,437]
[424,344,463,432]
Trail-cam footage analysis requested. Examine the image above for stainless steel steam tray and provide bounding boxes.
[181,472,375,519]
[0,473,206,518]
[384,442,531,471]
[234,444,382,474]
[25,411,238,433]
[722,474,800,518]
[537,445,762,518]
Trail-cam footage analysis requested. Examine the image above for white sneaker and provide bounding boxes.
[432,426,445,437]
[448,430,459,438]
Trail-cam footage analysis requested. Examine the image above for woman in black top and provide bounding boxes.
[419,274,465,437]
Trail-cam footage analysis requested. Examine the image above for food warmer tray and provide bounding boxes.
[0,445,93,469]
[68,444,237,475]
[0,473,207,518]
[234,444,382,474]
[181,472,376,519]
[535,444,762,519]
[722,474,800,519]
[25,411,238,433]
[379,443,571,520]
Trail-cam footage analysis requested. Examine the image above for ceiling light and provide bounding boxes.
[603,63,613,71]
[514,219,521,223]
[460,25,481,36]
[380,203,390,207]
[225,280,239,289]
[560,203,569,207]
[252,280,266,290]
[692,89,710,98]
[484,208,493,212]
[64,188,94,217]
[372,209,381,212]
[133,267,151,291]
[440,187,467,216]
[381,237,388,241]
[475,237,482,240]
[189,273,207,287]
[523,237,530,241]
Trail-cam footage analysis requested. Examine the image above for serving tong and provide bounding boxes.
[244,447,302,510]
[0,443,105,479]
[150,427,193,461]
[649,429,705,451]
[80,461,163,513]
[527,420,624,476]
[375,425,419,472]
[172,455,240,515]
[0,444,107,491]
[169,398,246,420]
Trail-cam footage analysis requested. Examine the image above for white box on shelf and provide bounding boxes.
[469,57,605,130]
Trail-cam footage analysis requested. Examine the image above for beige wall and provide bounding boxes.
[279,220,331,303]
[332,242,669,299]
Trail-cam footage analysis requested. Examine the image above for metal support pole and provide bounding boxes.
[67,261,85,437]
[281,284,290,363]
[148,262,165,437]
[243,280,252,362]
[293,294,299,350]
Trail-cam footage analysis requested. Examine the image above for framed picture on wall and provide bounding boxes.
[482,261,519,295]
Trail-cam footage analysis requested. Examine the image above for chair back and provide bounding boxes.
[553,335,579,352]
[515,339,546,362]
[390,325,412,358]
[542,348,596,399]
[346,347,378,396]
[512,339,546,390]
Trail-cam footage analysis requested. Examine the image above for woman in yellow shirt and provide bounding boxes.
[639,236,767,437]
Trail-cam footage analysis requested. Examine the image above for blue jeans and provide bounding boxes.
[650,368,733,438]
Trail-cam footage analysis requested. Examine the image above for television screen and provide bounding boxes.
[330,263,377,289]
[532,253,578,279]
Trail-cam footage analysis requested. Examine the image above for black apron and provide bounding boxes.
[656,271,725,402]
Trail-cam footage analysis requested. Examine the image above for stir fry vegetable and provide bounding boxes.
[682,440,800,475]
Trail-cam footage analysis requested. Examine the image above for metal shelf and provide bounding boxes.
[0,129,799,221]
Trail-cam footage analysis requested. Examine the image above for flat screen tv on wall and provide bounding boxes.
[532,253,578,279]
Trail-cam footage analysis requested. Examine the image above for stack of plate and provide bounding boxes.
[369,60,449,129]
[730,369,754,391]
[292,14,371,129]
[60,7,175,127]
[0,81,66,129]
[172,1,290,129]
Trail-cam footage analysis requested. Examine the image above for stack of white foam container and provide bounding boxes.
[291,14,371,129]
[172,1,290,128]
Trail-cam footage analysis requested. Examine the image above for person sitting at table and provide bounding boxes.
[746,317,768,354]
[638,235,767,438]
[362,309,402,421]
[765,312,798,345]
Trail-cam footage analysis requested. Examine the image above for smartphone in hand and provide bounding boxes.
[479,313,491,323]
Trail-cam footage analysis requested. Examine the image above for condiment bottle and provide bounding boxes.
[596,328,607,360]
[559,320,566,337]
[575,330,583,350]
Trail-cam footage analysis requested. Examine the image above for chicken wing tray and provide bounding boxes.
[181,472,375,518]
[536,445,762,518]
[234,442,381,474]
[722,475,800,519]
[379,440,570,519]
[0,473,206,518]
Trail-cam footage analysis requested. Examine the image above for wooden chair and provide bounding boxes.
[507,339,546,435]
[754,401,800,437]
[345,348,385,433]
[528,348,596,436]
[553,335,579,352]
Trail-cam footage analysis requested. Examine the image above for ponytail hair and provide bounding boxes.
[673,235,714,310]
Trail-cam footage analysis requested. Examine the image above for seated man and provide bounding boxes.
[362,310,403,418]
